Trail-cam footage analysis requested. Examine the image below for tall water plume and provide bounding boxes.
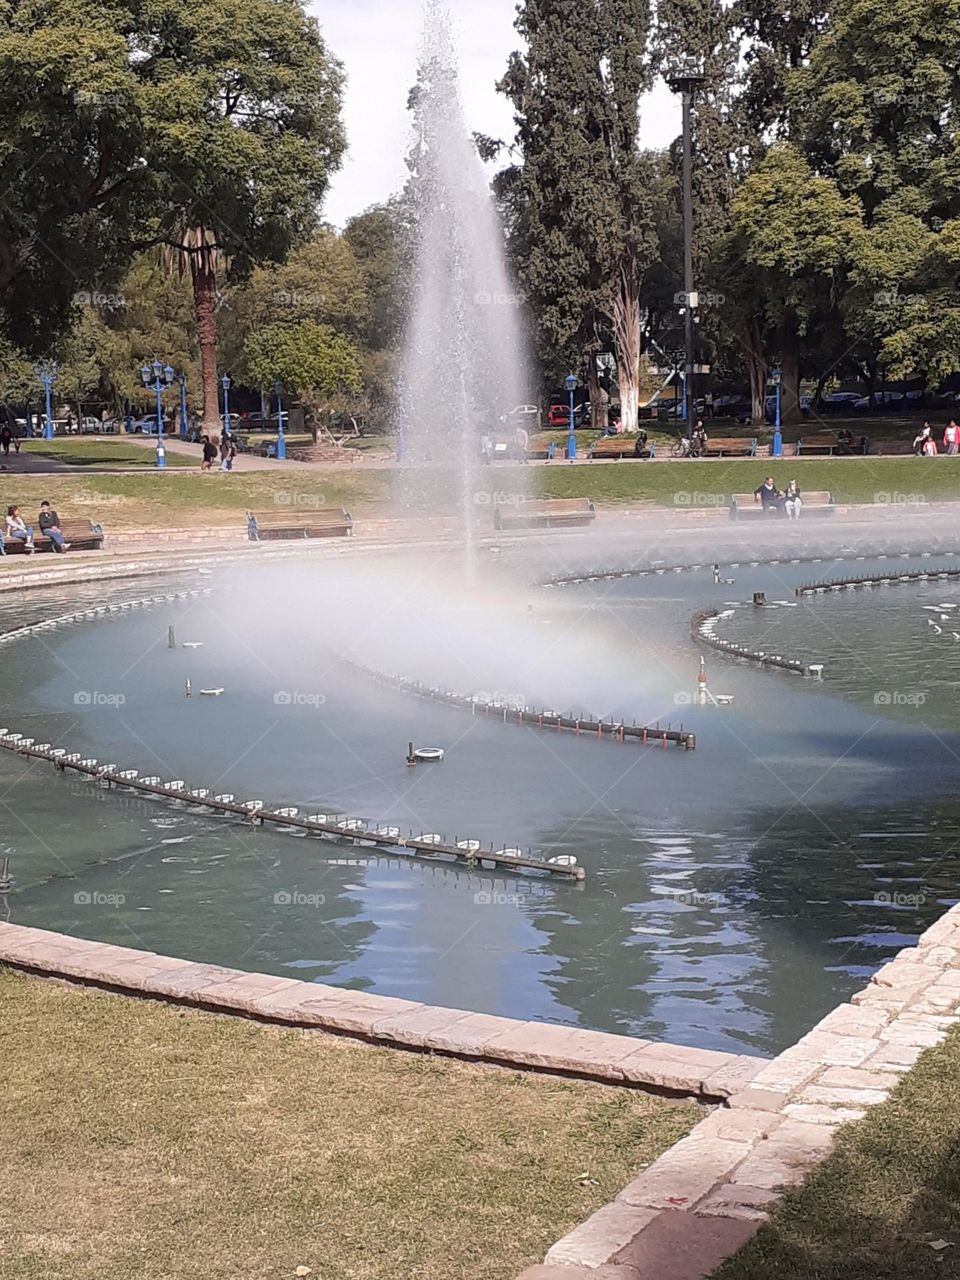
[397,8,530,562]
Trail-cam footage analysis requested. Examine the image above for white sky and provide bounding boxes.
[314,0,682,227]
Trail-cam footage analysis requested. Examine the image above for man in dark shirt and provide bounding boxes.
[754,477,783,511]
[38,500,70,551]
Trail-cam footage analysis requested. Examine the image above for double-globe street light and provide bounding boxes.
[140,359,174,468]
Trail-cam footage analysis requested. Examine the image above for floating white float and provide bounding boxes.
[413,747,445,763]
[199,688,224,697]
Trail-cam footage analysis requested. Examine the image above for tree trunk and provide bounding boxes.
[586,352,605,431]
[780,311,802,426]
[190,254,221,433]
[612,261,641,434]
[745,316,766,427]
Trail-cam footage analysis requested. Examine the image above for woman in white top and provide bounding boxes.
[5,505,35,552]
[784,481,803,521]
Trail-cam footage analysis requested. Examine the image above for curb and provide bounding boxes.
[520,900,960,1278]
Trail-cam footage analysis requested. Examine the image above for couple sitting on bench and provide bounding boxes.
[754,477,804,520]
[1,501,70,554]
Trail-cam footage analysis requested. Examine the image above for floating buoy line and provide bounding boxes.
[0,585,583,883]
[348,661,696,752]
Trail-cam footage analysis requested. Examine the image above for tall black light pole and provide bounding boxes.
[667,64,704,436]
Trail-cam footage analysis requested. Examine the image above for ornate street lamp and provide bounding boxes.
[565,373,578,461]
[139,358,174,468]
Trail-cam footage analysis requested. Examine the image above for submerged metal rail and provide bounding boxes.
[352,663,696,751]
[0,730,585,881]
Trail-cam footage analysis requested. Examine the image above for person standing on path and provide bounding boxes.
[944,420,959,455]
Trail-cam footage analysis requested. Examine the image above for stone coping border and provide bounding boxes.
[0,924,764,1103]
[516,899,960,1280]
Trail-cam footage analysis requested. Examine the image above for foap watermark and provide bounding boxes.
[873,290,924,307]
[474,290,525,307]
[472,690,526,710]
[74,690,126,708]
[874,689,928,708]
[474,889,540,906]
[73,289,127,312]
[274,289,326,308]
[665,888,727,908]
[673,491,725,508]
[674,691,694,706]
[874,491,926,508]
[74,890,125,907]
[474,490,528,508]
[74,89,126,108]
[273,491,328,509]
[274,889,326,907]
[874,890,926,907]
[274,691,326,709]
[874,90,921,107]
[674,289,725,309]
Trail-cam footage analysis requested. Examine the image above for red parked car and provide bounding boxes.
[547,402,590,428]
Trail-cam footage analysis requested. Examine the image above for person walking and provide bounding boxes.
[201,435,218,471]
[784,480,803,520]
[944,420,959,455]
[0,425,11,457]
[37,500,70,551]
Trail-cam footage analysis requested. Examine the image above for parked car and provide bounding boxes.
[547,402,591,428]
[78,416,104,433]
[819,391,862,413]
[852,391,905,411]
[500,403,540,426]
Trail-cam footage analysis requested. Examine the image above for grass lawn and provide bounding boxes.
[19,439,194,469]
[537,455,960,508]
[717,1028,960,1280]
[0,969,697,1280]
[0,456,957,535]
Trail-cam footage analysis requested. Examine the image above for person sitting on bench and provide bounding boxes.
[754,477,783,511]
[836,427,854,455]
[38,500,70,552]
[784,480,803,520]
[633,429,649,457]
[5,504,35,552]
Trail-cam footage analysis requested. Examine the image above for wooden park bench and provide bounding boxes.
[703,436,757,457]
[868,438,914,456]
[494,498,597,531]
[246,509,354,541]
[796,434,839,455]
[588,436,653,460]
[2,518,104,554]
[730,490,835,519]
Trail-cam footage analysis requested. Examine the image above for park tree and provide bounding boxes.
[139,0,346,431]
[344,203,411,355]
[791,0,960,389]
[726,143,862,423]
[220,229,370,375]
[500,0,657,431]
[243,321,362,439]
[0,0,345,430]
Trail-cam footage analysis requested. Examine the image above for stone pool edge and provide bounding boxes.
[516,899,960,1280]
[0,922,762,1102]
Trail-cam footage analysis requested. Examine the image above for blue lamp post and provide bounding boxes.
[140,359,174,468]
[565,373,578,461]
[177,372,189,440]
[221,373,231,438]
[274,381,287,460]
[772,364,783,458]
[34,362,58,440]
